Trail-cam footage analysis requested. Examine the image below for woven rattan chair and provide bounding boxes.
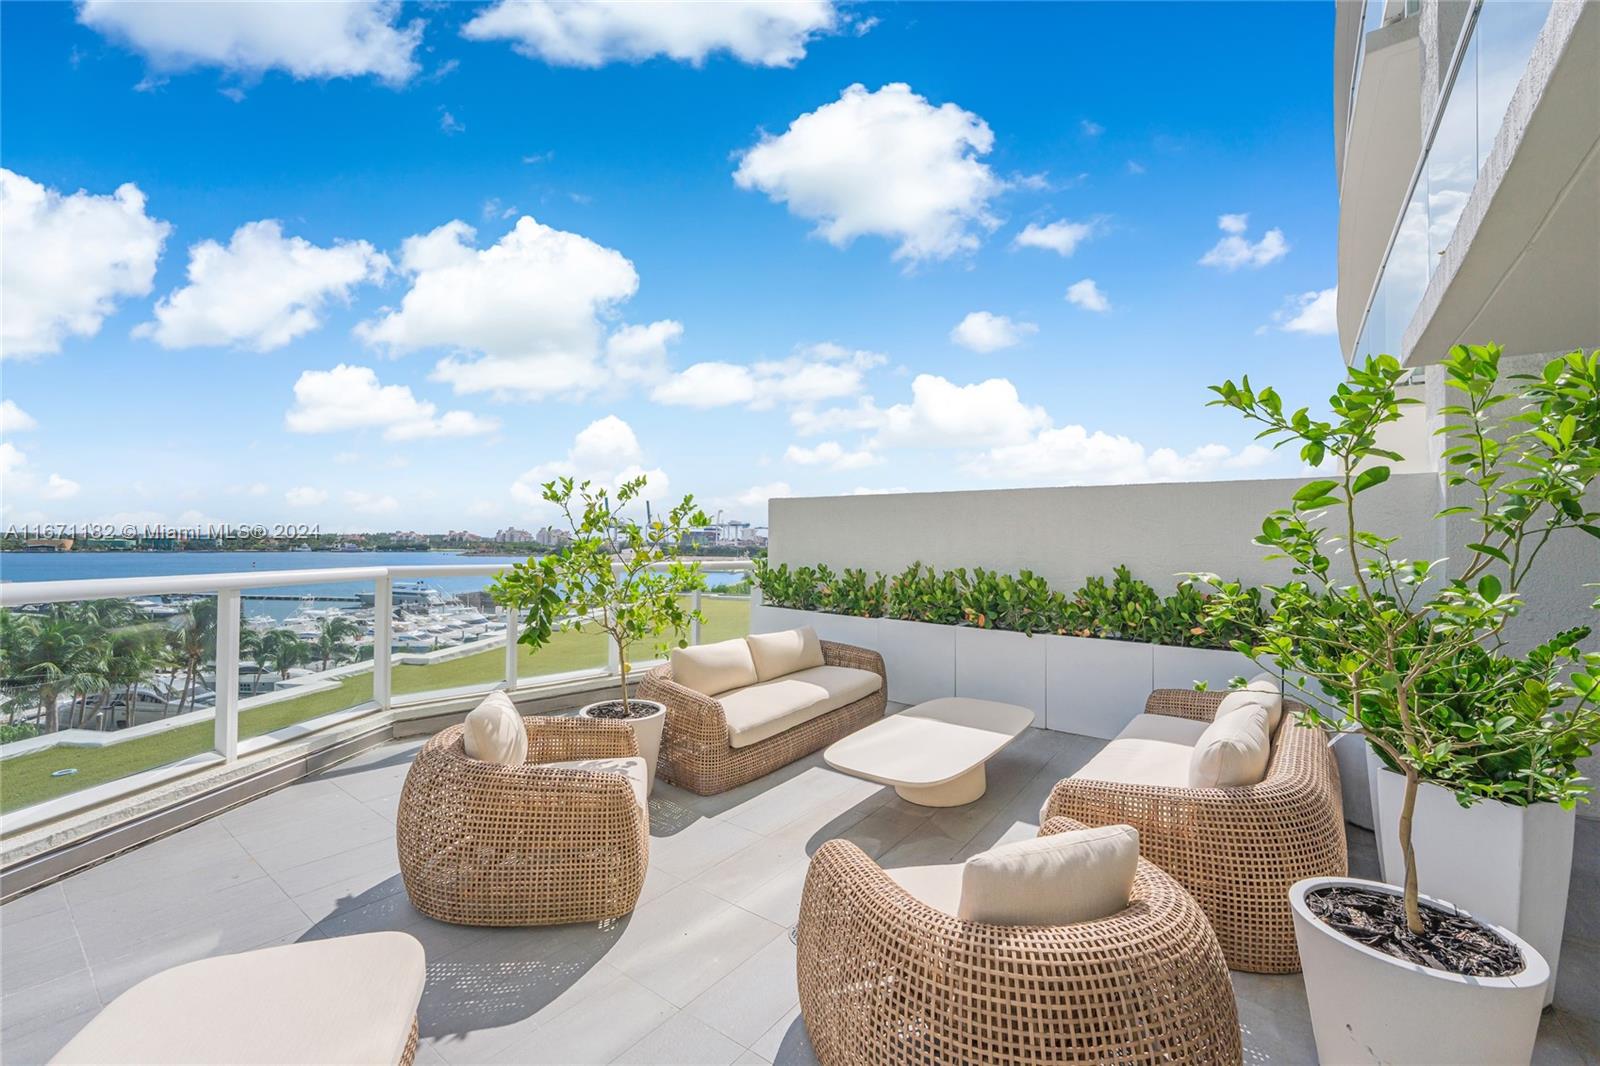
[396,715,648,926]
[1042,688,1347,973]
[638,639,886,795]
[796,816,1242,1065]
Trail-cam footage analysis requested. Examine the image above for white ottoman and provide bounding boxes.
[51,932,426,1065]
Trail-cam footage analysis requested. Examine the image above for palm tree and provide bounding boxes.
[261,629,307,681]
[239,627,268,696]
[312,616,360,671]
[173,600,218,713]
[4,608,103,733]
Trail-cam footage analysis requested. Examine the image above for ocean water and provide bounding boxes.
[0,550,751,621]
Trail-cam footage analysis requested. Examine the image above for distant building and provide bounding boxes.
[495,527,533,543]
[534,526,570,548]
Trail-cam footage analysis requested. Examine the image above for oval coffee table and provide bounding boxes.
[823,697,1036,807]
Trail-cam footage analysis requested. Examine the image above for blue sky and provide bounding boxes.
[0,1,1343,533]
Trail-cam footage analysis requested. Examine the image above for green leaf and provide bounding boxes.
[1467,542,1511,564]
[1351,465,1391,494]
[1294,479,1339,503]
[1478,574,1502,601]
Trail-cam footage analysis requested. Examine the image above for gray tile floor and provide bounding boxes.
[3,723,1597,1065]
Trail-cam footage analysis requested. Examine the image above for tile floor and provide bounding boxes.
[3,720,1597,1064]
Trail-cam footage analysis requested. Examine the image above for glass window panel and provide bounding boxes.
[1426,33,1478,271]
[1385,181,1432,355]
[1475,0,1554,170]
[238,580,376,740]
[383,576,508,699]
[1,595,218,814]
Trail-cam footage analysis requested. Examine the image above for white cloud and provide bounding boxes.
[77,0,422,84]
[870,374,1048,449]
[950,311,1036,353]
[790,397,887,438]
[731,480,792,519]
[137,220,388,351]
[1126,160,1147,175]
[851,485,909,495]
[510,415,669,511]
[41,473,80,500]
[1199,213,1289,270]
[651,342,881,410]
[784,440,879,470]
[1011,219,1097,257]
[1,169,170,359]
[968,428,1275,486]
[285,365,498,442]
[1065,278,1110,312]
[1080,119,1104,137]
[734,83,1002,263]
[358,217,642,401]
[462,0,841,68]
[604,319,682,385]
[285,486,329,507]
[344,490,399,514]
[0,400,37,434]
[1271,287,1338,335]
[0,442,27,480]
[439,110,466,135]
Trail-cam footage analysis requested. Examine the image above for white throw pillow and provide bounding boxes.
[462,691,528,766]
[670,638,759,696]
[744,626,826,681]
[1215,673,1284,732]
[957,824,1140,926]
[1188,703,1272,787]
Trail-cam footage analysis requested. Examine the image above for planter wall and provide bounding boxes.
[875,619,956,705]
[954,627,1048,712]
[1047,636,1153,739]
[1369,756,1575,1005]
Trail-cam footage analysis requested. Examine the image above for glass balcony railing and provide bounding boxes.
[1352,0,1554,362]
[0,560,753,822]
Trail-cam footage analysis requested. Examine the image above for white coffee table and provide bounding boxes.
[823,697,1036,807]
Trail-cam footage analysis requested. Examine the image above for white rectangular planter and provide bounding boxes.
[1046,635,1154,739]
[954,627,1047,715]
[1151,644,1256,692]
[875,618,956,706]
[747,602,815,637]
[1369,756,1575,1006]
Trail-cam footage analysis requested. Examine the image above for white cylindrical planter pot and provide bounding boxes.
[1368,754,1574,1005]
[579,700,665,795]
[1291,877,1549,1065]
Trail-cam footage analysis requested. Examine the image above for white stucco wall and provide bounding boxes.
[768,474,1443,596]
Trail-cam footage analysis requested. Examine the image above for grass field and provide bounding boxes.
[0,597,749,814]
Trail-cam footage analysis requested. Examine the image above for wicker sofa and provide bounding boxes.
[638,631,886,795]
[796,816,1242,1065]
[396,714,649,926]
[1041,687,1347,973]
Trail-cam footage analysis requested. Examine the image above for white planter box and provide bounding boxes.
[1045,635,1154,739]
[954,627,1047,715]
[1369,756,1575,1006]
[1291,876,1548,1065]
[747,602,815,637]
[805,612,879,650]
[875,619,956,705]
[1150,644,1255,692]
[1280,673,1373,830]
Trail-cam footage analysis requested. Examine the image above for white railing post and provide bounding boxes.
[373,577,392,711]
[504,606,519,689]
[690,588,703,645]
[606,627,621,675]
[214,588,240,762]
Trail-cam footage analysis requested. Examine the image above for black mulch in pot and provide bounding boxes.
[1306,885,1524,977]
[584,700,659,721]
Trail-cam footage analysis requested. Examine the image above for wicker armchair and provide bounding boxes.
[1042,688,1347,973]
[796,816,1242,1065]
[638,639,886,795]
[396,715,648,926]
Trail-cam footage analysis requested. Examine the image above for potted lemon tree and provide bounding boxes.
[1197,345,1599,1064]
[490,475,708,790]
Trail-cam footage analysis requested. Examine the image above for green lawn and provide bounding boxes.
[0,597,749,815]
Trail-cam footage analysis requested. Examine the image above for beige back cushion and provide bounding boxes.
[462,691,528,766]
[1215,673,1284,732]
[958,824,1140,926]
[671,637,759,696]
[744,626,825,681]
[1188,702,1272,787]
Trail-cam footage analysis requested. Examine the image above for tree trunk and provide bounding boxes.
[1399,768,1424,935]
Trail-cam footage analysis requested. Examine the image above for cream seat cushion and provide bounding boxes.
[745,626,825,681]
[888,825,1139,926]
[719,664,882,749]
[1064,713,1205,793]
[671,638,758,697]
[50,931,425,1066]
[1215,673,1285,732]
[462,690,527,766]
[542,756,649,813]
[1188,703,1272,787]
